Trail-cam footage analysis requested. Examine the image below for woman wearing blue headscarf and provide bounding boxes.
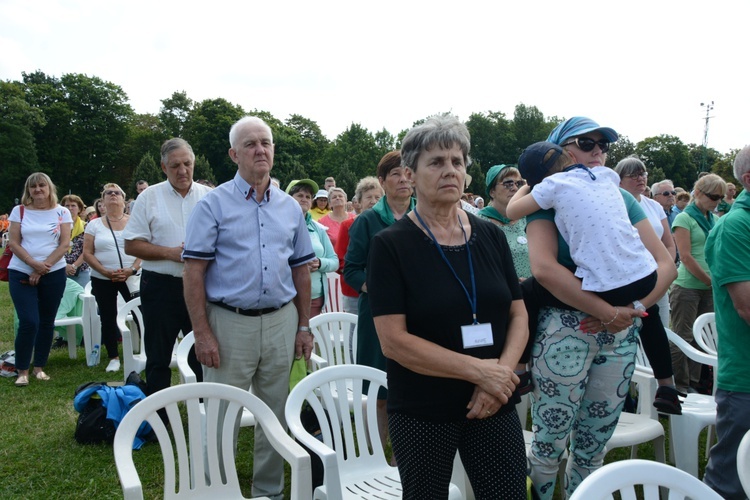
[523,117,677,498]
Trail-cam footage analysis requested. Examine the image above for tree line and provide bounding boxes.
[0,70,738,212]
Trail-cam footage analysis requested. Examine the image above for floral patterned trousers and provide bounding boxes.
[528,307,639,499]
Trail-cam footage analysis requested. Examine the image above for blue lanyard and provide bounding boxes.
[413,208,478,325]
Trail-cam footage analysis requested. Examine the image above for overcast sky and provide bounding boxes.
[1,0,746,155]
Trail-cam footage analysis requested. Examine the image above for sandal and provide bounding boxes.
[15,374,29,387]
[34,371,50,381]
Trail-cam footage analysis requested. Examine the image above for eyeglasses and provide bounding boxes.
[657,190,677,197]
[561,137,611,153]
[703,192,724,202]
[625,172,649,180]
[500,180,527,190]
[104,190,122,196]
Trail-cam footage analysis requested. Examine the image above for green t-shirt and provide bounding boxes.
[705,190,750,392]
[671,211,717,290]
[526,188,646,271]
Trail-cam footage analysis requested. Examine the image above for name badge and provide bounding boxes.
[517,236,528,245]
[461,323,494,349]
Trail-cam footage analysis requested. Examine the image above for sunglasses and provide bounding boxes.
[657,190,677,197]
[104,190,122,196]
[703,192,724,202]
[501,180,527,190]
[562,137,611,153]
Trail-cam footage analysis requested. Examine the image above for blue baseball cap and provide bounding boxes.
[547,117,618,146]
[518,142,565,188]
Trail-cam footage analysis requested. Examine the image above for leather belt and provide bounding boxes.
[211,301,289,317]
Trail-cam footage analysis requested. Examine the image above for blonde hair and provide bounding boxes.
[693,173,726,197]
[100,183,127,210]
[21,172,58,207]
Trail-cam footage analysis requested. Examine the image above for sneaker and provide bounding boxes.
[106,359,121,372]
[653,386,683,415]
[517,371,534,396]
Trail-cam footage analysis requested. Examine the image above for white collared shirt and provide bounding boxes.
[123,180,212,277]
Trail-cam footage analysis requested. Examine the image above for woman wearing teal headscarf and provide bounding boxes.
[670,173,726,393]
[478,164,531,280]
[286,179,339,318]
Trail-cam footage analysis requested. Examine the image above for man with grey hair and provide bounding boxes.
[123,138,212,395]
[183,116,314,499]
[652,179,678,227]
[703,144,750,498]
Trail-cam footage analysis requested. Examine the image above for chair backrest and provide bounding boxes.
[309,312,358,370]
[117,297,144,354]
[739,429,750,498]
[114,383,311,500]
[693,312,718,356]
[285,365,388,500]
[321,272,343,313]
[569,459,723,499]
[176,331,197,384]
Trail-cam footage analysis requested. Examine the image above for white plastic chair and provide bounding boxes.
[285,365,461,499]
[738,429,750,498]
[54,291,99,360]
[176,332,256,428]
[114,382,312,499]
[666,328,717,477]
[308,313,358,410]
[604,366,666,463]
[569,459,723,499]
[693,312,718,356]
[309,312,358,370]
[117,297,179,382]
[321,272,343,313]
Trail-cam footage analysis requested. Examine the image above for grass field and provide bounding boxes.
[0,281,709,499]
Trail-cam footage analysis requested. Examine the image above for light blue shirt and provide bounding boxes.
[183,172,315,310]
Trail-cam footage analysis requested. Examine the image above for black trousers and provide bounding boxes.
[90,277,131,360]
[140,270,201,394]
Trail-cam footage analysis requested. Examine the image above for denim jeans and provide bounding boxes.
[703,390,750,499]
[9,268,67,371]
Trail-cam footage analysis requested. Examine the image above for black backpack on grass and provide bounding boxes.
[73,381,115,444]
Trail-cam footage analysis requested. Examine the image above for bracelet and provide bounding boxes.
[602,307,619,326]
[297,326,311,332]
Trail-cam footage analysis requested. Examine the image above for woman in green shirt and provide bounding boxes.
[478,164,531,280]
[670,173,726,393]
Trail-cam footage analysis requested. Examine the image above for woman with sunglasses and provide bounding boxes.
[669,173,726,394]
[84,183,142,373]
[479,164,531,280]
[509,117,677,499]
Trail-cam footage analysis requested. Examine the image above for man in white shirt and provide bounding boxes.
[123,138,212,395]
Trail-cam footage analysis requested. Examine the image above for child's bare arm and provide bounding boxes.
[506,185,541,219]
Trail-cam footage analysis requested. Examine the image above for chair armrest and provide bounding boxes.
[666,329,717,366]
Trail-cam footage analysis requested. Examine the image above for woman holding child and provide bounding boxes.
[509,117,677,499]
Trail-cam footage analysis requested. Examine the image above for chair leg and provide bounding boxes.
[67,325,77,359]
[670,415,706,477]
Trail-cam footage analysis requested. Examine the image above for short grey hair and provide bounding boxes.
[229,116,273,149]
[327,187,347,201]
[161,138,195,166]
[400,115,472,171]
[614,155,646,179]
[651,179,674,194]
[733,144,750,184]
[354,176,382,202]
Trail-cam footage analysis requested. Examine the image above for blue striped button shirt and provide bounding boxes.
[183,172,315,310]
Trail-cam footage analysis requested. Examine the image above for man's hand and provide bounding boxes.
[295,329,313,361]
[194,326,221,368]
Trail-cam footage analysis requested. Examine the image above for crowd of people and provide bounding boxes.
[1,112,747,499]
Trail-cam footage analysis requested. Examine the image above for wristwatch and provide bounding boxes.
[130,267,138,276]
[632,300,646,312]
[298,326,311,332]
